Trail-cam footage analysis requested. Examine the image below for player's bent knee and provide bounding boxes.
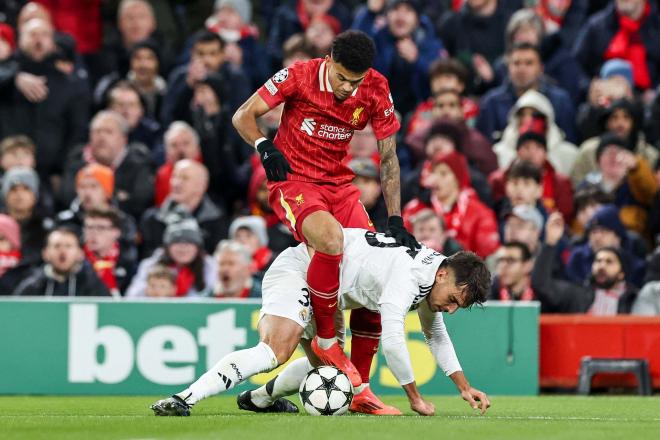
[302,212,343,255]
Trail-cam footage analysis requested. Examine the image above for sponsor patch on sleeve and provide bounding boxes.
[265,79,278,95]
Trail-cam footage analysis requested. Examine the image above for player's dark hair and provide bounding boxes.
[506,41,541,60]
[192,29,225,50]
[573,186,613,214]
[503,241,532,262]
[444,251,490,307]
[506,159,542,184]
[429,58,469,86]
[331,30,375,73]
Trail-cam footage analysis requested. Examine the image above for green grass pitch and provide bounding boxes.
[1,395,659,440]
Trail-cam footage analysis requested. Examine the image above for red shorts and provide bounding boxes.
[267,181,375,243]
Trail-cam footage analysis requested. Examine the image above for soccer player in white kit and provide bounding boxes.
[151,229,491,416]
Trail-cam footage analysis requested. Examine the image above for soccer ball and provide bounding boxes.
[298,366,354,416]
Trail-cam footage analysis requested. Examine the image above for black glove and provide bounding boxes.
[386,215,420,251]
[257,139,291,181]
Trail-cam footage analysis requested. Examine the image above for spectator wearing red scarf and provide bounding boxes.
[488,241,543,308]
[403,151,500,258]
[82,207,137,297]
[573,0,660,90]
[0,214,21,278]
[126,219,218,298]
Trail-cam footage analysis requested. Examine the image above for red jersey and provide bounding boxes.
[257,59,400,185]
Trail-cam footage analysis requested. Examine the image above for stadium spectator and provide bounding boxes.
[566,204,646,288]
[576,60,634,142]
[155,122,203,207]
[492,89,577,175]
[345,123,380,167]
[59,111,154,220]
[228,215,273,275]
[162,30,250,124]
[127,218,217,297]
[489,125,574,221]
[305,14,340,58]
[403,151,499,258]
[0,17,88,179]
[406,59,482,144]
[494,8,586,104]
[205,0,270,89]
[82,207,137,296]
[571,99,658,186]
[94,39,166,121]
[632,281,660,315]
[405,88,496,177]
[532,213,639,314]
[0,23,15,61]
[535,0,589,47]
[409,208,462,255]
[573,0,660,91]
[14,226,110,296]
[144,264,177,298]
[489,241,543,307]
[211,239,261,298]
[15,2,52,31]
[494,160,547,223]
[56,163,138,253]
[140,159,229,257]
[354,0,444,116]
[266,0,351,67]
[502,204,543,256]
[245,162,297,255]
[0,214,29,294]
[348,158,388,232]
[576,133,656,236]
[1,167,51,266]
[402,119,493,207]
[106,81,162,161]
[476,42,576,143]
[569,187,612,239]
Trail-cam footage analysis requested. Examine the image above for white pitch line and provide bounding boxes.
[445,415,660,422]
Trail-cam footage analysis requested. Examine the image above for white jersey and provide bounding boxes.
[261,228,462,386]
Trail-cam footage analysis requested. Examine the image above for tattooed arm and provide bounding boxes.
[377,134,401,216]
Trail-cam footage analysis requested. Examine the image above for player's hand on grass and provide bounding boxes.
[386,215,420,251]
[257,139,292,181]
[410,398,435,416]
[460,387,491,415]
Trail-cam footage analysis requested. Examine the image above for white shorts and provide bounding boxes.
[259,246,316,340]
[259,245,345,342]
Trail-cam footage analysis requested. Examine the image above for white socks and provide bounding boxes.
[250,357,313,408]
[177,342,278,405]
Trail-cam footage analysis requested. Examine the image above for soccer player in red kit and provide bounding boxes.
[232,31,418,415]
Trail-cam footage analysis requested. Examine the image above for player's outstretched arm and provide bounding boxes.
[378,134,419,250]
[449,371,491,415]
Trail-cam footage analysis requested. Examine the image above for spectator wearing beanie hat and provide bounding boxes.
[578,132,656,236]
[229,215,274,275]
[566,204,647,288]
[1,167,51,266]
[489,117,574,221]
[493,89,578,175]
[402,119,494,208]
[403,151,499,258]
[56,163,138,259]
[126,218,217,298]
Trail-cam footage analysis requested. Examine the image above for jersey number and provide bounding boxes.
[364,231,419,258]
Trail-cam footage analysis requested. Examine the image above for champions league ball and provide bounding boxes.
[299,366,354,416]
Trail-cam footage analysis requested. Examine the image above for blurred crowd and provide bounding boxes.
[0,0,659,315]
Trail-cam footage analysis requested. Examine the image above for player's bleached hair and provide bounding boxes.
[214,239,251,265]
[331,30,375,73]
[443,251,490,307]
[91,110,130,136]
[164,121,200,147]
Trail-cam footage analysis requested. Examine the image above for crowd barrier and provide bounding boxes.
[0,298,539,395]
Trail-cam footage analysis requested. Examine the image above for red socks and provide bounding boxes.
[350,308,382,383]
[307,251,342,339]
